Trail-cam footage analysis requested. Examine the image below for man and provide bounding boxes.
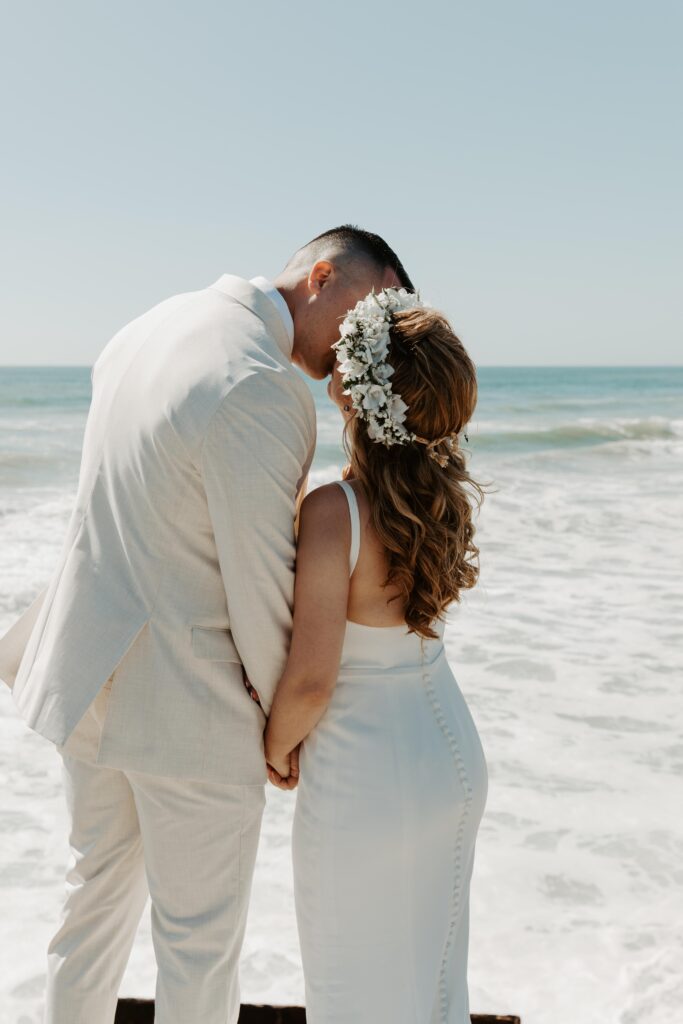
[0,225,413,1024]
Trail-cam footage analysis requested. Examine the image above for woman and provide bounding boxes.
[264,287,489,1023]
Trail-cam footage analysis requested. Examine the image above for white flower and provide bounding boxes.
[367,417,387,443]
[389,395,409,423]
[365,327,390,358]
[374,360,394,382]
[338,356,368,379]
[339,318,357,338]
[334,285,425,449]
[348,383,367,409]
[361,384,388,412]
[358,293,385,318]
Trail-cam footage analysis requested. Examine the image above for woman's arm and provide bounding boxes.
[264,483,351,778]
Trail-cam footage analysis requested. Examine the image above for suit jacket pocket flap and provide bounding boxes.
[191,626,241,663]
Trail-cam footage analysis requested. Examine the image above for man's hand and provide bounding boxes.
[266,744,300,791]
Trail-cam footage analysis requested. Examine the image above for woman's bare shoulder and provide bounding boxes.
[296,483,351,574]
[299,481,349,534]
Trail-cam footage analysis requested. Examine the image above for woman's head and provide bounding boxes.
[334,305,484,639]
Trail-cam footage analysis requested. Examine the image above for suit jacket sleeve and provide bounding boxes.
[199,371,315,715]
[0,588,47,689]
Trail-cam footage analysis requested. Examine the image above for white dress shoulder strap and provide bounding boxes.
[336,480,361,576]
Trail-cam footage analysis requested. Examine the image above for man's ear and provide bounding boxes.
[307,259,334,295]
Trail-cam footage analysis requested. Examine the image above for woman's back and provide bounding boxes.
[334,478,408,628]
[333,478,446,673]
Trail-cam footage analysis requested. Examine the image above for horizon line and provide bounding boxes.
[1,363,683,371]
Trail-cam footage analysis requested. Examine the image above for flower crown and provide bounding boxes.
[332,287,461,464]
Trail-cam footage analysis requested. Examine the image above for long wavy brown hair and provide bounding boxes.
[343,307,484,639]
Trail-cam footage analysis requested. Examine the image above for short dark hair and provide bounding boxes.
[292,224,414,292]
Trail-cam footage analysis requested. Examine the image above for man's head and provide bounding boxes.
[274,225,414,379]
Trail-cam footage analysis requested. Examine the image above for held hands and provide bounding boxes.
[245,670,298,787]
[266,744,300,791]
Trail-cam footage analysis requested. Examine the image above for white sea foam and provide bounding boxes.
[1,367,682,1024]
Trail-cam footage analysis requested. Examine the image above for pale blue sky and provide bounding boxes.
[1,1,680,366]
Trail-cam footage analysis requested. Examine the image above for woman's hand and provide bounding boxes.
[266,745,300,791]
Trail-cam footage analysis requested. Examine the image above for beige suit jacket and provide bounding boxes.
[0,275,316,782]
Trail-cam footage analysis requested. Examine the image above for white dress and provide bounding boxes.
[292,481,489,1024]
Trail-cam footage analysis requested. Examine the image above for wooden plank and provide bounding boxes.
[115,999,520,1023]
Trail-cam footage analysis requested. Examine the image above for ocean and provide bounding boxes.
[1,365,682,1024]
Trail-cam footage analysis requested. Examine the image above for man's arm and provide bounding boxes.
[199,371,315,714]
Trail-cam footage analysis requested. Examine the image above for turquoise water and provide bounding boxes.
[306,365,683,469]
[1,365,681,489]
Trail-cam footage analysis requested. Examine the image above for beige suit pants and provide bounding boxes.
[45,750,265,1024]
